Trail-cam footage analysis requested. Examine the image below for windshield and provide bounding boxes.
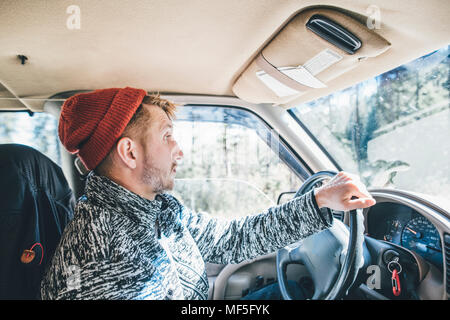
[289,45,450,200]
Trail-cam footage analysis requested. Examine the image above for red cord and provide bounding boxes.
[30,243,44,265]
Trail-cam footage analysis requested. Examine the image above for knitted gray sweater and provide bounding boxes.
[40,172,332,300]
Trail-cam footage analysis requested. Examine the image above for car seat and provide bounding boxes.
[0,144,74,299]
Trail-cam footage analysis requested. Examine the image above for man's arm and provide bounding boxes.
[177,171,376,265]
[177,189,331,265]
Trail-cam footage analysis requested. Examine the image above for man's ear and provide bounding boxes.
[115,137,139,169]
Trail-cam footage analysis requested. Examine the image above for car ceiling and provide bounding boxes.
[0,0,449,112]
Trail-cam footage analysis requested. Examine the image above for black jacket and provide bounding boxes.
[0,144,74,299]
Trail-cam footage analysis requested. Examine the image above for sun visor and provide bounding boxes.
[232,8,391,105]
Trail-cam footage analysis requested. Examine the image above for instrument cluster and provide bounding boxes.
[366,202,443,270]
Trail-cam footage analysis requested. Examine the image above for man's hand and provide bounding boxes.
[314,171,376,211]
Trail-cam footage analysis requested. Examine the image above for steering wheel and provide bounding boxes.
[276,171,365,300]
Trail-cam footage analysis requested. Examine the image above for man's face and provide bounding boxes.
[138,104,183,194]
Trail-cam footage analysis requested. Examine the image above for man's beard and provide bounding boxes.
[141,154,176,194]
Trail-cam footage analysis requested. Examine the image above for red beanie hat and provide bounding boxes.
[58,87,147,170]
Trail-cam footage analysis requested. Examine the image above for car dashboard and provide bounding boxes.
[366,202,443,272]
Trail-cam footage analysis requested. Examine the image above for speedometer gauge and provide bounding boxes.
[401,216,442,264]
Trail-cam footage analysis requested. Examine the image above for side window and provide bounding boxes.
[171,106,304,219]
[0,112,62,166]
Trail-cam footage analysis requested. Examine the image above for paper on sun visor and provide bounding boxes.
[280,48,343,88]
[256,48,342,97]
[256,70,300,97]
[256,66,326,98]
[303,48,343,76]
[279,66,327,88]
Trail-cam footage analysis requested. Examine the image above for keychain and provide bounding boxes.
[388,258,402,297]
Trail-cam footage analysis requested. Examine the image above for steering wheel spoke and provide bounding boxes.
[276,171,365,300]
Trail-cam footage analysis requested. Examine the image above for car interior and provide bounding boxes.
[0,0,449,300]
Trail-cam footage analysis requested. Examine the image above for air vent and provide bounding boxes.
[444,234,450,296]
[332,210,344,221]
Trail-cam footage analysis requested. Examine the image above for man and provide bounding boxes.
[41,87,376,300]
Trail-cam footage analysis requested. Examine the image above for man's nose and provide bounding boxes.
[176,149,184,161]
[173,143,184,162]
